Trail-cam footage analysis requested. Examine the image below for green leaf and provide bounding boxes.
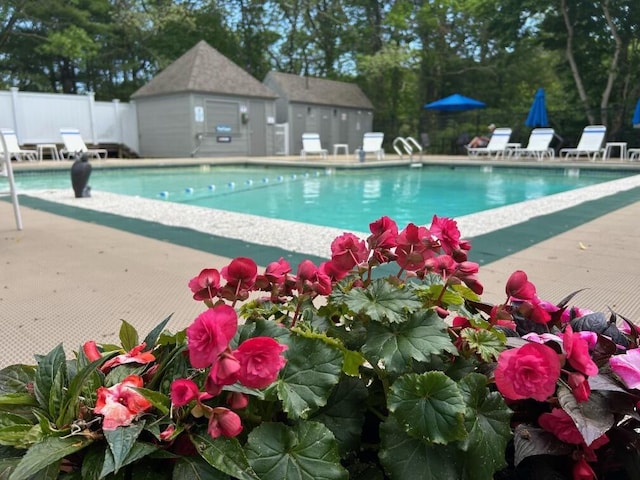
[379,416,461,480]
[557,385,614,446]
[311,376,368,455]
[0,394,38,408]
[245,422,348,480]
[8,435,93,480]
[512,424,572,467]
[342,279,422,324]
[388,372,467,444]
[0,424,34,447]
[103,421,145,474]
[99,442,158,478]
[0,457,21,479]
[460,327,506,362]
[457,374,512,478]
[119,320,140,351]
[173,456,229,480]
[131,387,170,415]
[143,314,173,349]
[362,310,458,375]
[191,433,259,480]
[0,365,36,395]
[33,345,67,418]
[276,335,343,420]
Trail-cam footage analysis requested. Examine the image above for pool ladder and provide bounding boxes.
[392,136,423,161]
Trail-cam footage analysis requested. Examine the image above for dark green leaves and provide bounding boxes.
[245,422,348,480]
[342,279,422,324]
[33,345,66,419]
[192,434,259,480]
[388,372,466,444]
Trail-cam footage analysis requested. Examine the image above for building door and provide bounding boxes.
[249,100,266,156]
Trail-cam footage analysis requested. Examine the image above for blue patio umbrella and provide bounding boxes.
[525,88,549,128]
[632,98,640,127]
[424,93,486,111]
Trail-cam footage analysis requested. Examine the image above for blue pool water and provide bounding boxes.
[15,165,630,232]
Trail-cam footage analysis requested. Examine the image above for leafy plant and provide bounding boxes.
[0,215,638,480]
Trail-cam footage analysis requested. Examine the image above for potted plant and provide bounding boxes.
[0,215,638,479]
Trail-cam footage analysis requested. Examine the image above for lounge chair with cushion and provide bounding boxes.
[512,128,555,161]
[356,132,385,161]
[59,128,108,160]
[0,132,23,229]
[559,125,606,160]
[300,133,328,160]
[466,127,512,159]
[0,129,37,161]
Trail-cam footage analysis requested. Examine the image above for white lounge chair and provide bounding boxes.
[59,128,108,160]
[512,128,555,161]
[466,127,512,159]
[356,132,385,161]
[0,132,23,230]
[0,129,37,162]
[559,125,606,160]
[629,148,640,161]
[300,133,328,160]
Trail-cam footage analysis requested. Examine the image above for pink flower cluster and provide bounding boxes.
[176,304,287,439]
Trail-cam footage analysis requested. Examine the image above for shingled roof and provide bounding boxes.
[265,72,373,109]
[131,40,277,99]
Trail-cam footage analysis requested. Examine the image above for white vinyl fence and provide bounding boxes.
[0,88,138,155]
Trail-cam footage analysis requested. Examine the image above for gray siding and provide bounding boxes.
[136,94,192,157]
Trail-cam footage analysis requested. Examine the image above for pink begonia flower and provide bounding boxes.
[563,325,598,376]
[395,223,434,271]
[264,258,291,284]
[94,375,152,430]
[494,342,561,401]
[186,305,238,369]
[170,378,200,407]
[609,348,640,389]
[425,254,456,277]
[517,299,551,324]
[573,457,596,480]
[82,341,102,362]
[188,268,221,301]
[207,407,243,439]
[429,215,461,255]
[221,257,258,290]
[100,342,155,373]
[227,392,249,410]
[522,332,563,344]
[330,232,369,271]
[296,260,332,296]
[234,337,288,389]
[567,372,591,403]
[505,270,536,301]
[207,350,241,387]
[368,216,398,250]
[538,408,609,449]
[319,260,349,282]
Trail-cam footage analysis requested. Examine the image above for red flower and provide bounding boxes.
[517,299,551,324]
[429,215,461,255]
[368,216,398,250]
[227,392,249,409]
[82,341,102,362]
[170,378,200,407]
[296,260,332,295]
[94,375,152,430]
[234,337,288,389]
[494,342,561,401]
[186,305,238,369]
[264,258,291,284]
[319,260,350,282]
[395,223,433,271]
[572,457,596,480]
[539,408,609,449]
[100,342,155,373]
[207,407,243,439]
[567,372,591,403]
[610,347,640,389]
[221,257,258,290]
[505,270,536,301]
[330,232,369,271]
[188,268,221,301]
[207,350,241,387]
[563,325,598,376]
[159,424,175,441]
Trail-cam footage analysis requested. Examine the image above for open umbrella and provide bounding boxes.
[632,98,640,127]
[525,88,548,128]
[424,93,486,111]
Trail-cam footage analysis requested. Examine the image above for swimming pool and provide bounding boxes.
[15,164,632,232]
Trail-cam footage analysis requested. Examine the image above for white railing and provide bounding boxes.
[0,88,138,154]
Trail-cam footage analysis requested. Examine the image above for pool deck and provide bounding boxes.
[1,154,640,366]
